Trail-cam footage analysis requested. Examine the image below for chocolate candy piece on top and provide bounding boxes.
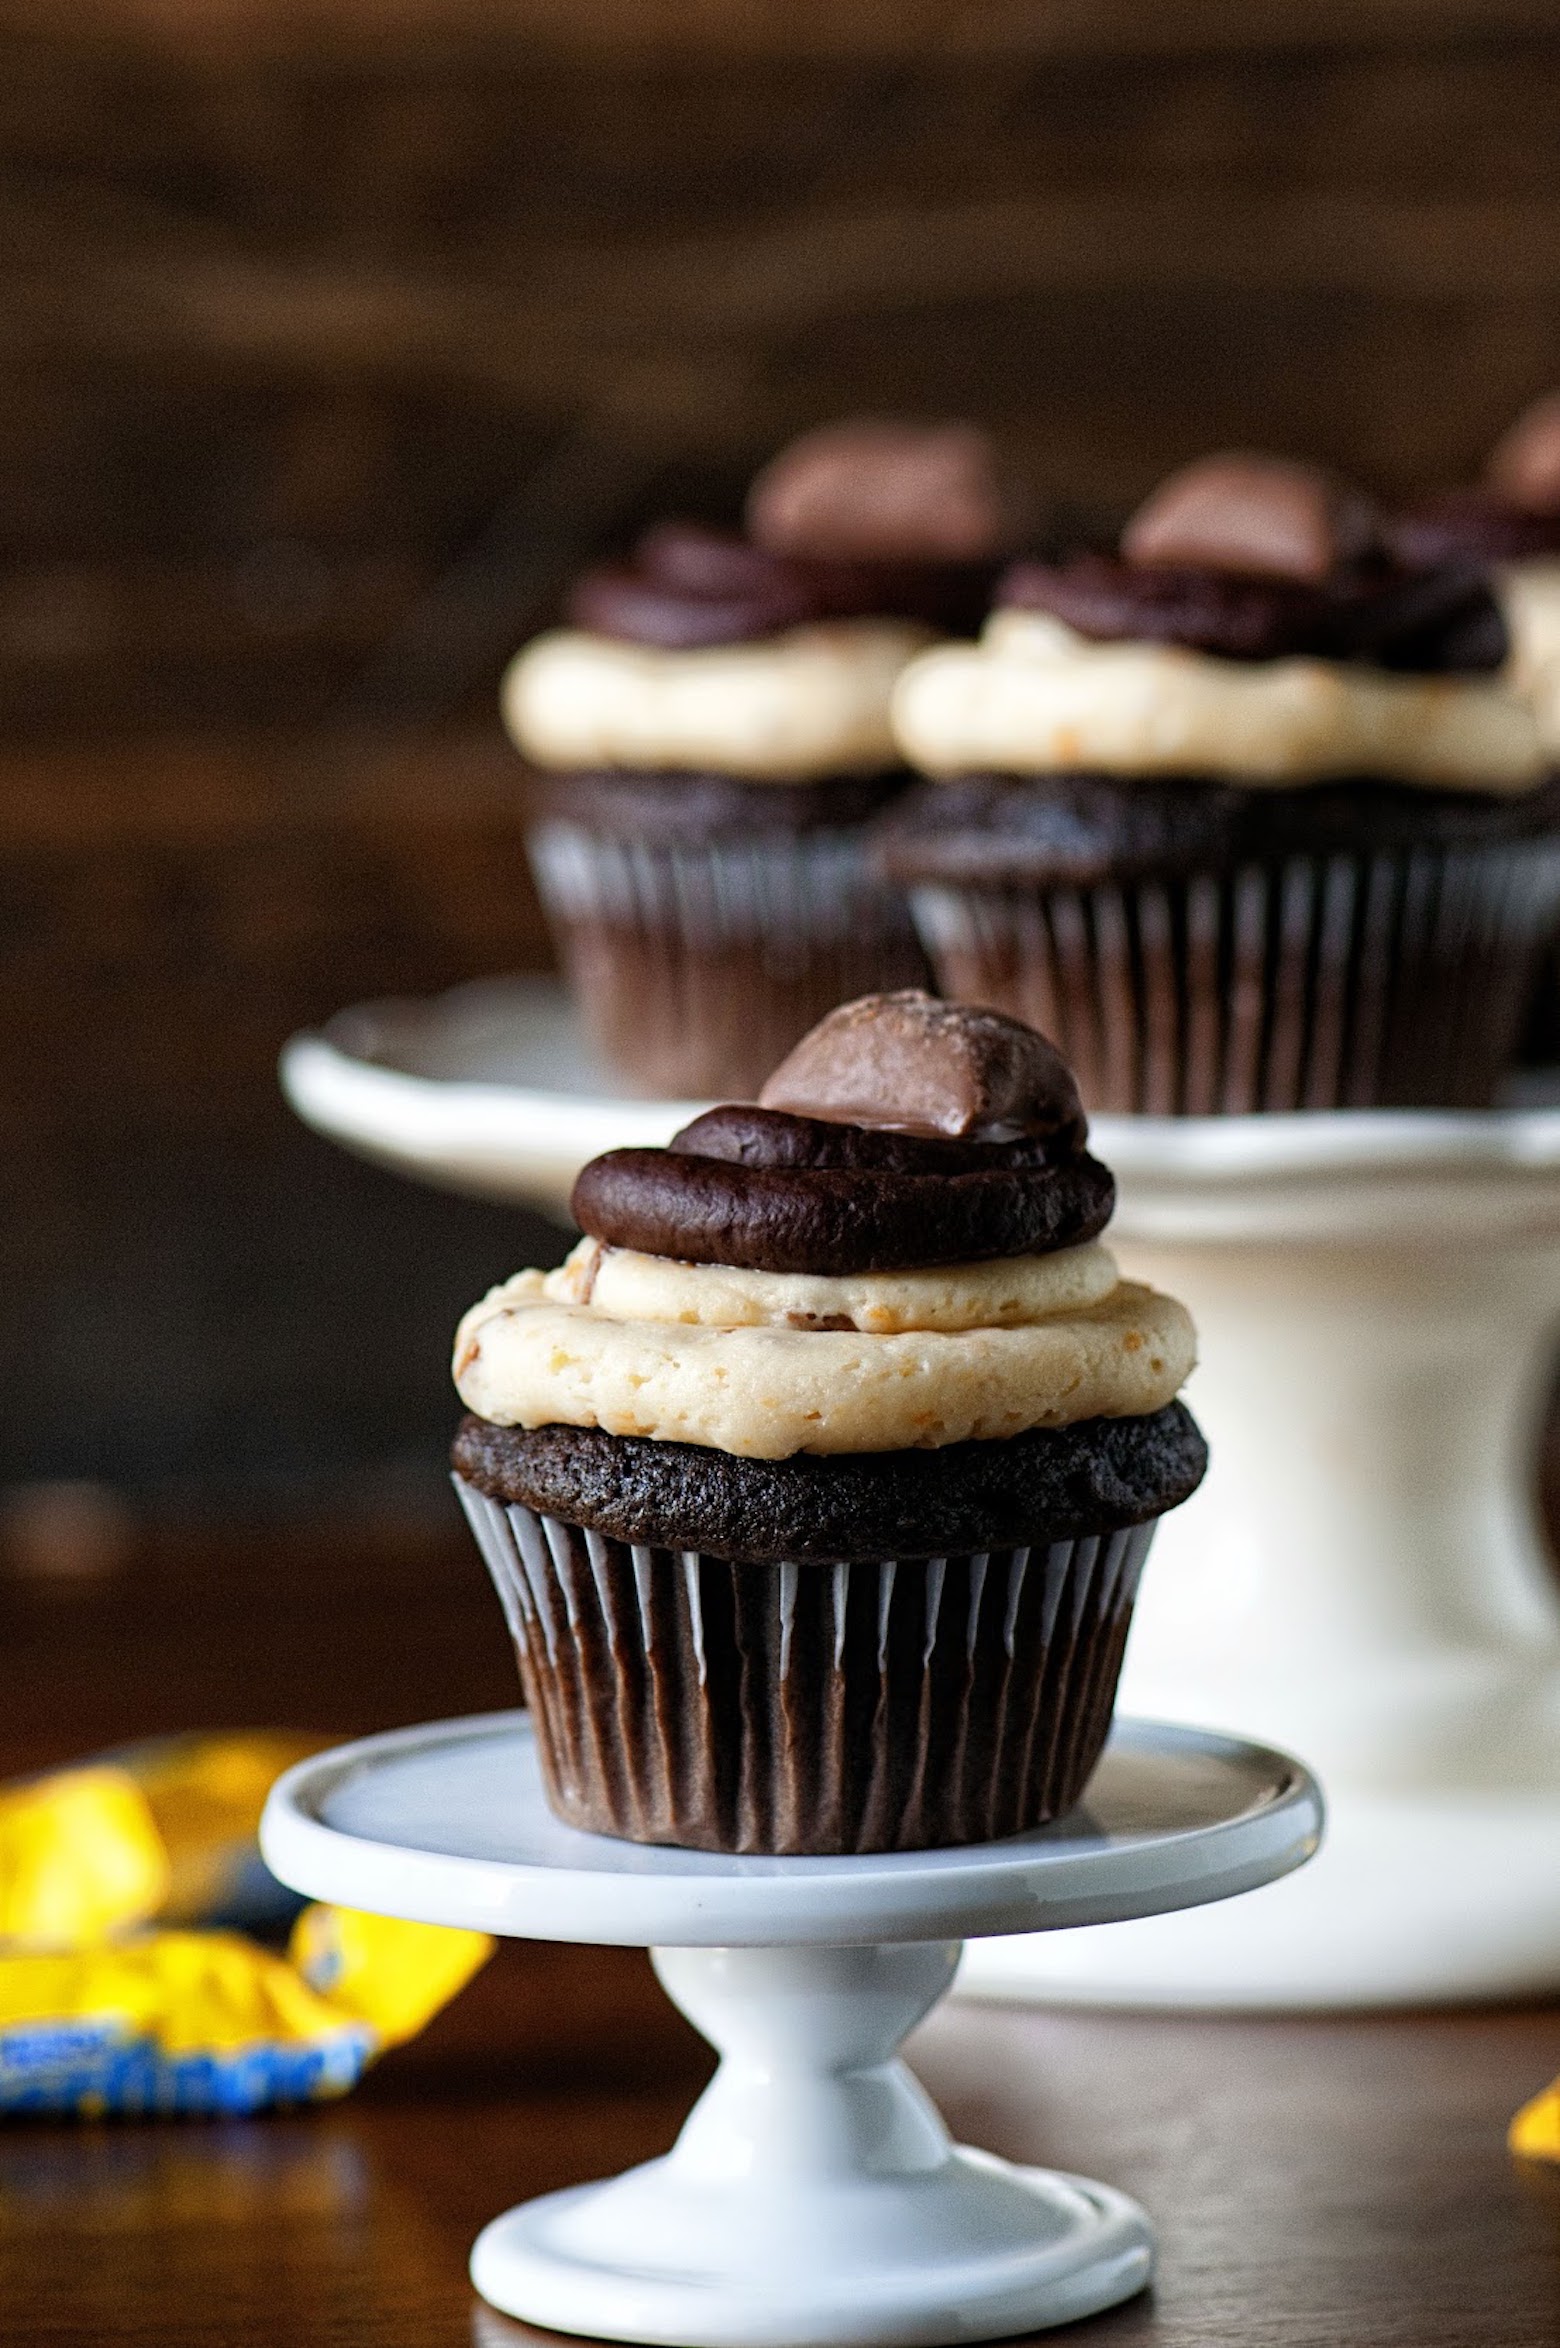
[748,420,1026,565]
[758,988,1083,1142]
[1122,453,1381,584]
[1486,391,1560,517]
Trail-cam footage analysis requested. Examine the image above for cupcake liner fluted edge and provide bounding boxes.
[526,818,929,1099]
[455,1476,1156,1856]
[908,839,1560,1112]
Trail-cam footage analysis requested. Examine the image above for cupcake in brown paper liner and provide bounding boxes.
[1388,392,1560,1068]
[449,991,1206,1854]
[500,423,1028,1100]
[882,453,1560,1113]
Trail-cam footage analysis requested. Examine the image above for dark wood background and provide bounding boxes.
[8,0,1560,1530]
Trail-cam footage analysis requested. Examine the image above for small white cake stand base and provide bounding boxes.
[261,1710,1319,2346]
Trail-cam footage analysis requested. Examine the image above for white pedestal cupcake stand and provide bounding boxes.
[280,977,1560,2007]
[963,1105,1560,2010]
[260,1709,1319,2345]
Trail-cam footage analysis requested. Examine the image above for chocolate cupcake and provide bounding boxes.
[883,453,1560,1112]
[1390,391,1560,767]
[450,992,1206,1855]
[502,422,1024,1100]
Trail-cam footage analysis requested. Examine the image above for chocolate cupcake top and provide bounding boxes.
[499,421,1019,784]
[1389,395,1560,756]
[453,994,1196,1460]
[892,453,1544,794]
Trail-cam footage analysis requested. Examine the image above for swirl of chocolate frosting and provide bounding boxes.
[998,551,1507,673]
[566,520,996,648]
[569,992,1113,1274]
[669,1104,1077,1173]
[567,523,821,648]
[571,1144,1114,1275]
[1386,488,1560,570]
[996,454,1506,671]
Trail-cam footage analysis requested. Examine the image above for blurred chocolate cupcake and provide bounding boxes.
[503,422,1026,1100]
[883,453,1560,1112]
[451,992,1205,1854]
[1390,392,1560,766]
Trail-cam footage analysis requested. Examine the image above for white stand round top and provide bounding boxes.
[260,1709,1320,1949]
[279,972,1560,1228]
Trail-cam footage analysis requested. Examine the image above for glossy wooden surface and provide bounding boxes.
[9,1950,1560,2348]
[5,1512,1560,2345]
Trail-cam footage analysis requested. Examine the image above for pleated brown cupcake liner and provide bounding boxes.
[526,819,929,1099]
[455,1474,1156,1855]
[907,838,1560,1112]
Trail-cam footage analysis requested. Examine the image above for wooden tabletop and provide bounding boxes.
[5,1512,1560,2347]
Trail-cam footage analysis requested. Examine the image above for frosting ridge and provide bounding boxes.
[503,620,930,782]
[1493,560,1560,755]
[554,1234,1119,1331]
[892,611,1544,792]
[452,1259,1192,1458]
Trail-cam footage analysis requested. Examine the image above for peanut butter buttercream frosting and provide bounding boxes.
[894,453,1545,792]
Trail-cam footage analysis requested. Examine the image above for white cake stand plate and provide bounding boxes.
[962,1103,1560,2011]
[280,976,704,1212]
[261,1710,1319,2346]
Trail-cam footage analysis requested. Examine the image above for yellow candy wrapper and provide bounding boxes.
[289,1904,493,2048]
[120,1731,328,1929]
[0,1768,169,1949]
[0,1931,375,2117]
[0,1735,494,2119]
[1510,2076,1560,2162]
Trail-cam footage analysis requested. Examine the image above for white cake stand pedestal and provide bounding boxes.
[962,1106,1560,2011]
[261,1710,1319,2346]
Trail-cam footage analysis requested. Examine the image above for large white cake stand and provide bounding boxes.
[261,1709,1319,2346]
[963,1103,1560,2010]
[280,978,1560,2006]
[280,976,703,1213]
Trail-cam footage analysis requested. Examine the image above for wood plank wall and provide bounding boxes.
[10,2,1560,738]
[6,0,1560,1505]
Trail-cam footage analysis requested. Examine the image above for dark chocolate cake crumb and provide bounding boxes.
[878,771,1560,889]
[452,1401,1207,1562]
[669,1103,1070,1176]
[523,765,910,840]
